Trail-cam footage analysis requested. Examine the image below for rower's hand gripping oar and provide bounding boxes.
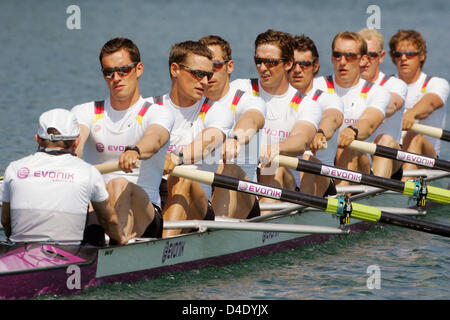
[169,166,450,238]
[94,160,141,174]
[410,123,450,143]
[273,155,450,207]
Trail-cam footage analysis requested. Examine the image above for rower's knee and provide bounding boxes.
[374,134,399,149]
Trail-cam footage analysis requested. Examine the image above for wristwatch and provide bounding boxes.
[124,145,141,156]
[348,126,359,140]
[317,128,325,136]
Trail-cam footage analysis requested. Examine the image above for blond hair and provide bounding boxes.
[358,28,384,50]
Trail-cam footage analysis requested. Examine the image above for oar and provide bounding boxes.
[94,160,141,174]
[348,140,450,172]
[410,123,450,142]
[273,155,450,205]
[170,166,450,238]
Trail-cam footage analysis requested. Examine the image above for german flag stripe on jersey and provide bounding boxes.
[251,78,260,96]
[136,102,152,126]
[93,100,105,124]
[198,98,213,122]
[153,95,164,105]
[360,81,374,99]
[312,89,323,102]
[289,91,306,112]
[379,74,393,87]
[231,89,245,115]
[325,75,335,94]
[421,75,432,93]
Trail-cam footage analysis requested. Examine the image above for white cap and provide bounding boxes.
[37,108,80,141]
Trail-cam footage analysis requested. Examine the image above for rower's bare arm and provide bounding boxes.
[1,202,11,238]
[184,127,226,163]
[355,107,385,140]
[402,93,444,130]
[233,109,265,144]
[278,121,317,157]
[385,92,405,118]
[74,124,90,158]
[92,200,134,245]
[319,109,343,140]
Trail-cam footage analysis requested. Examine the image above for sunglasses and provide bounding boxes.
[212,60,230,72]
[392,50,420,59]
[179,63,214,81]
[254,57,285,68]
[102,62,138,79]
[292,59,315,68]
[332,51,362,62]
[367,51,382,59]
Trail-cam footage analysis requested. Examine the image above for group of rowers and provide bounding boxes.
[1,28,449,245]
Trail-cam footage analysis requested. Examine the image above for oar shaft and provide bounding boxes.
[379,212,450,237]
[411,123,450,142]
[349,140,450,172]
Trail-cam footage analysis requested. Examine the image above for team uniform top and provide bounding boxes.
[402,72,449,155]
[320,75,390,143]
[309,77,344,166]
[213,87,266,182]
[230,79,321,147]
[371,72,408,143]
[147,94,234,198]
[2,152,108,242]
[71,97,174,206]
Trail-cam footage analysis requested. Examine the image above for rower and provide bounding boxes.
[322,31,390,186]
[388,30,449,179]
[358,28,407,180]
[230,29,321,212]
[288,34,343,196]
[149,41,234,237]
[71,38,174,239]
[199,35,266,219]
[1,109,133,245]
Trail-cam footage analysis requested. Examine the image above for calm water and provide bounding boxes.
[0,0,449,300]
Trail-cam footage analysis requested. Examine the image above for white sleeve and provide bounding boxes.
[386,77,408,100]
[142,104,175,133]
[317,92,344,113]
[204,104,234,135]
[297,99,322,129]
[367,86,390,116]
[71,102,95,130]
[238,94,267,119]
[427,77,450,104]
[89,166,109,203]
[230,78,253,95]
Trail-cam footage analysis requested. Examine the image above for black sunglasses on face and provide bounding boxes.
[179,63,214,81]
[367,51,382,59]
[254,57,285,68]
[212,60,230,72]
[292,59,315,68]
[392,50,420,59]
[102,62,139,79]
[332,51,362,62]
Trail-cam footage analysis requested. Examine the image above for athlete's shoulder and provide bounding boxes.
[70,100,99,113]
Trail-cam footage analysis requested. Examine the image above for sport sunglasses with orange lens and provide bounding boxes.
[212,60,230,72]
[367,51,382,59]
[332,51,362,62]
[392,50,420,59]
[179,63,214,81]
[254,57,285,68]
[102,62,138,79]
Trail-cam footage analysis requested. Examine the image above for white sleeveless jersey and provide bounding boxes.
[402,72,449,155]
[2,152,108,242]
[147,94,234,198]
[310,78,344,166]
[370,72,407,143]
[319,75,390,143]
[71,97,174,206]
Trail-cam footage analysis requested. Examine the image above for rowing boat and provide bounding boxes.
[0,168,448,299]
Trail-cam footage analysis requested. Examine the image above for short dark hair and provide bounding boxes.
[293,34,320,75]
[168,41,213,78]
[40,128,75,149]
[199,35,232,61]
[254,29,294,62]
[99,37,141,67]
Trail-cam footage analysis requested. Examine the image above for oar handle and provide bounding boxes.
[94,160,141,174]
[410,123,450,142]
